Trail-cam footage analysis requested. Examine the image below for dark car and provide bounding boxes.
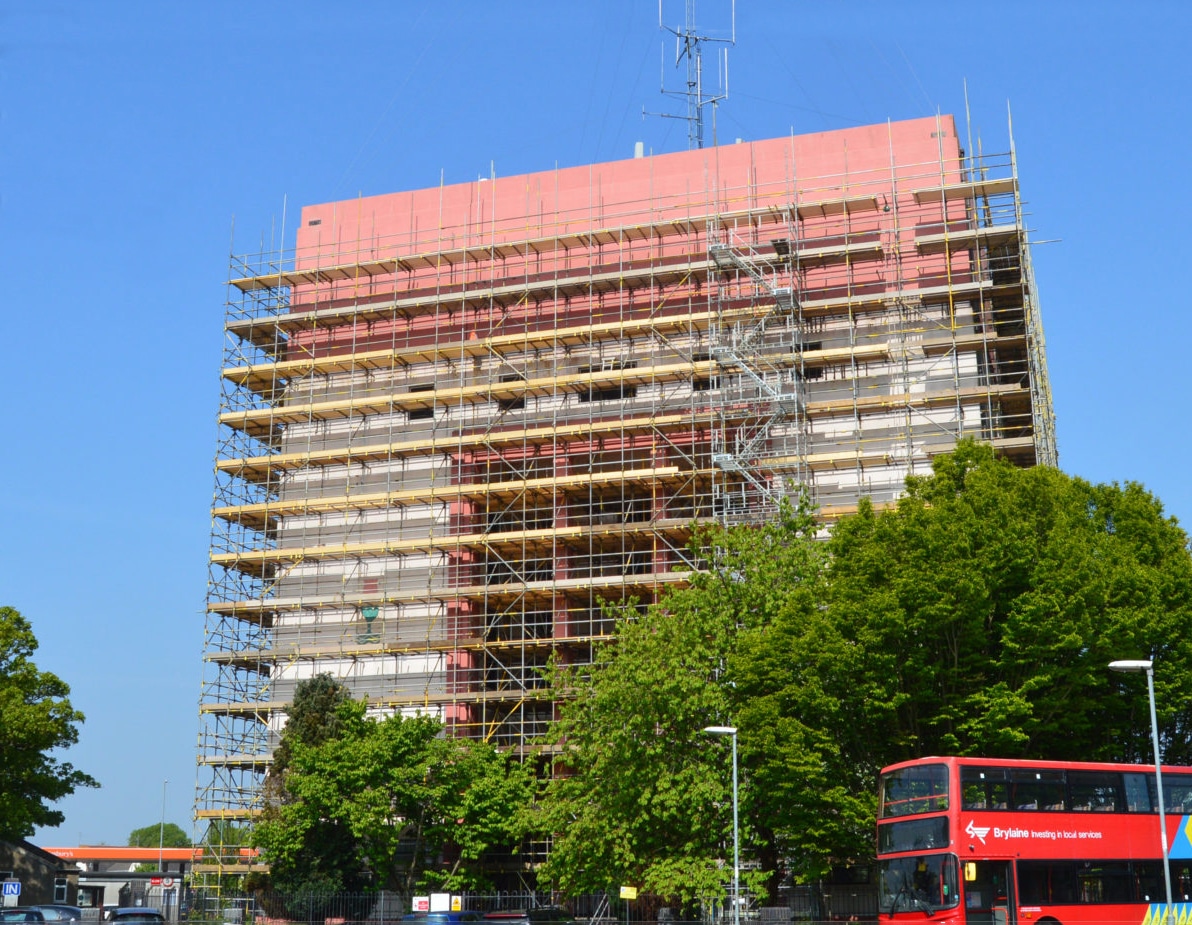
[403,915,483,924]
[482,910,576,925]
[106,911,164,925]
[30,908,83,923]
[0,911,48,924]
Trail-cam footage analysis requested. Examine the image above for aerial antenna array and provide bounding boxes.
[648,0,736,149]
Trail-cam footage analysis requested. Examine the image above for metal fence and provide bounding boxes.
[184,888,875,925]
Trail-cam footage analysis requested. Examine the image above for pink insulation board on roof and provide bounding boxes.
[293,115,963,268]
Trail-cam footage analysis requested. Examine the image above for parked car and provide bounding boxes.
[403,915,483,924]
[105,911,164,925]
[30,908,83,923]
[0,911,48,924]
[482,910,576,925]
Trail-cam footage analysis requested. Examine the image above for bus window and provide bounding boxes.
[1124,773,1153,812]
[880,763,948,818]
[962,782,986,809]
[1018,861,1079,904]
[878,816,949,854]
[1023,860,1154,904]
[1172,862,1192,901]
[1069,771,1125,812]
[961,766,1011,810]
[1010,767,1066,810]
[962,765,1064,810]
[1163,773,1192,814]
[1078,868,1103,903]
[1135,861,1165,902]
[1083,861,1133,902]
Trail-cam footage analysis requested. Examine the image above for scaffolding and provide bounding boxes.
[195,115,1056,877]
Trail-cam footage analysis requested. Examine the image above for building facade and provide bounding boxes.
[0,841,79,908]
[196,114,1055,866]
[41,846,193,921]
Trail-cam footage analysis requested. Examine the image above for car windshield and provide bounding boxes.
[879,854,960,914]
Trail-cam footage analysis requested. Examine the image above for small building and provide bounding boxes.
[41,847,196,923]
[0,840,79,906]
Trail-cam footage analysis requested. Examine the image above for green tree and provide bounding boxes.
[254,676,532,901]
[416,733,534,891]
[199,819,255,892]
[129,823,191,872]
[269,672,353,776]
[0,606,98,840]
[538,597,732,906]
[732,440,1192,874]
[538,442,1192,890]
[255,676,374,896]
[539,501,826,904]
[198,818,250,856]
[129,822,190,847]
[819,440,1192,765]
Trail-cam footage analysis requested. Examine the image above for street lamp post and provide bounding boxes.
[158,779,169,873]
[703,726,739,925]
[1109,659,1174,923]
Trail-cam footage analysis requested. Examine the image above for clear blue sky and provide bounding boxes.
[2,1,1188,846]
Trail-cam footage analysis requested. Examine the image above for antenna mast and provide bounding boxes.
[653,0,735,149]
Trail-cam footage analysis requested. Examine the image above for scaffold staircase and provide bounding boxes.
[708,229,810,523]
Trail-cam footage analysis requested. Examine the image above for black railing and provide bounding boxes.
[185,889,875,925]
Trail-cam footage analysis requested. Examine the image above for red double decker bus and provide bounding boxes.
[876,756,1192,924]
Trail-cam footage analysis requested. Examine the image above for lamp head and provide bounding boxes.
[703,725,737,736]
[1109,659,1154,673]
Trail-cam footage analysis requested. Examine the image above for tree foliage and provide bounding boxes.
[0,606,98,840]
[254,675,532,902]
[538,591,732,905]
[129,822,190,848]
[538,441,1192,893]
[539,502,826,903]
[254,673,372,899]
[200,819,251,851]
[269,672,354,776]
[818,440,1192,766]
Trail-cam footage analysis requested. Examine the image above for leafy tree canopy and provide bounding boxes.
[0,606,98,840]
[538,441,1192,894]
[201,819,250,849]
[254,675,533,901]
[269,671,354,776]
[129,822,190,848]
[817,440,1192,766]
[539,501,826,903]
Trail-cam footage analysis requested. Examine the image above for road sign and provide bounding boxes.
[2,881,20,897]
[162,878,175,888]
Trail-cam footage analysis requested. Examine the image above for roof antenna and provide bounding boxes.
[646,0,735,149]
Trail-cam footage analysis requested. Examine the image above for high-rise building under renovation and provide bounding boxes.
[197,114,1055,863]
